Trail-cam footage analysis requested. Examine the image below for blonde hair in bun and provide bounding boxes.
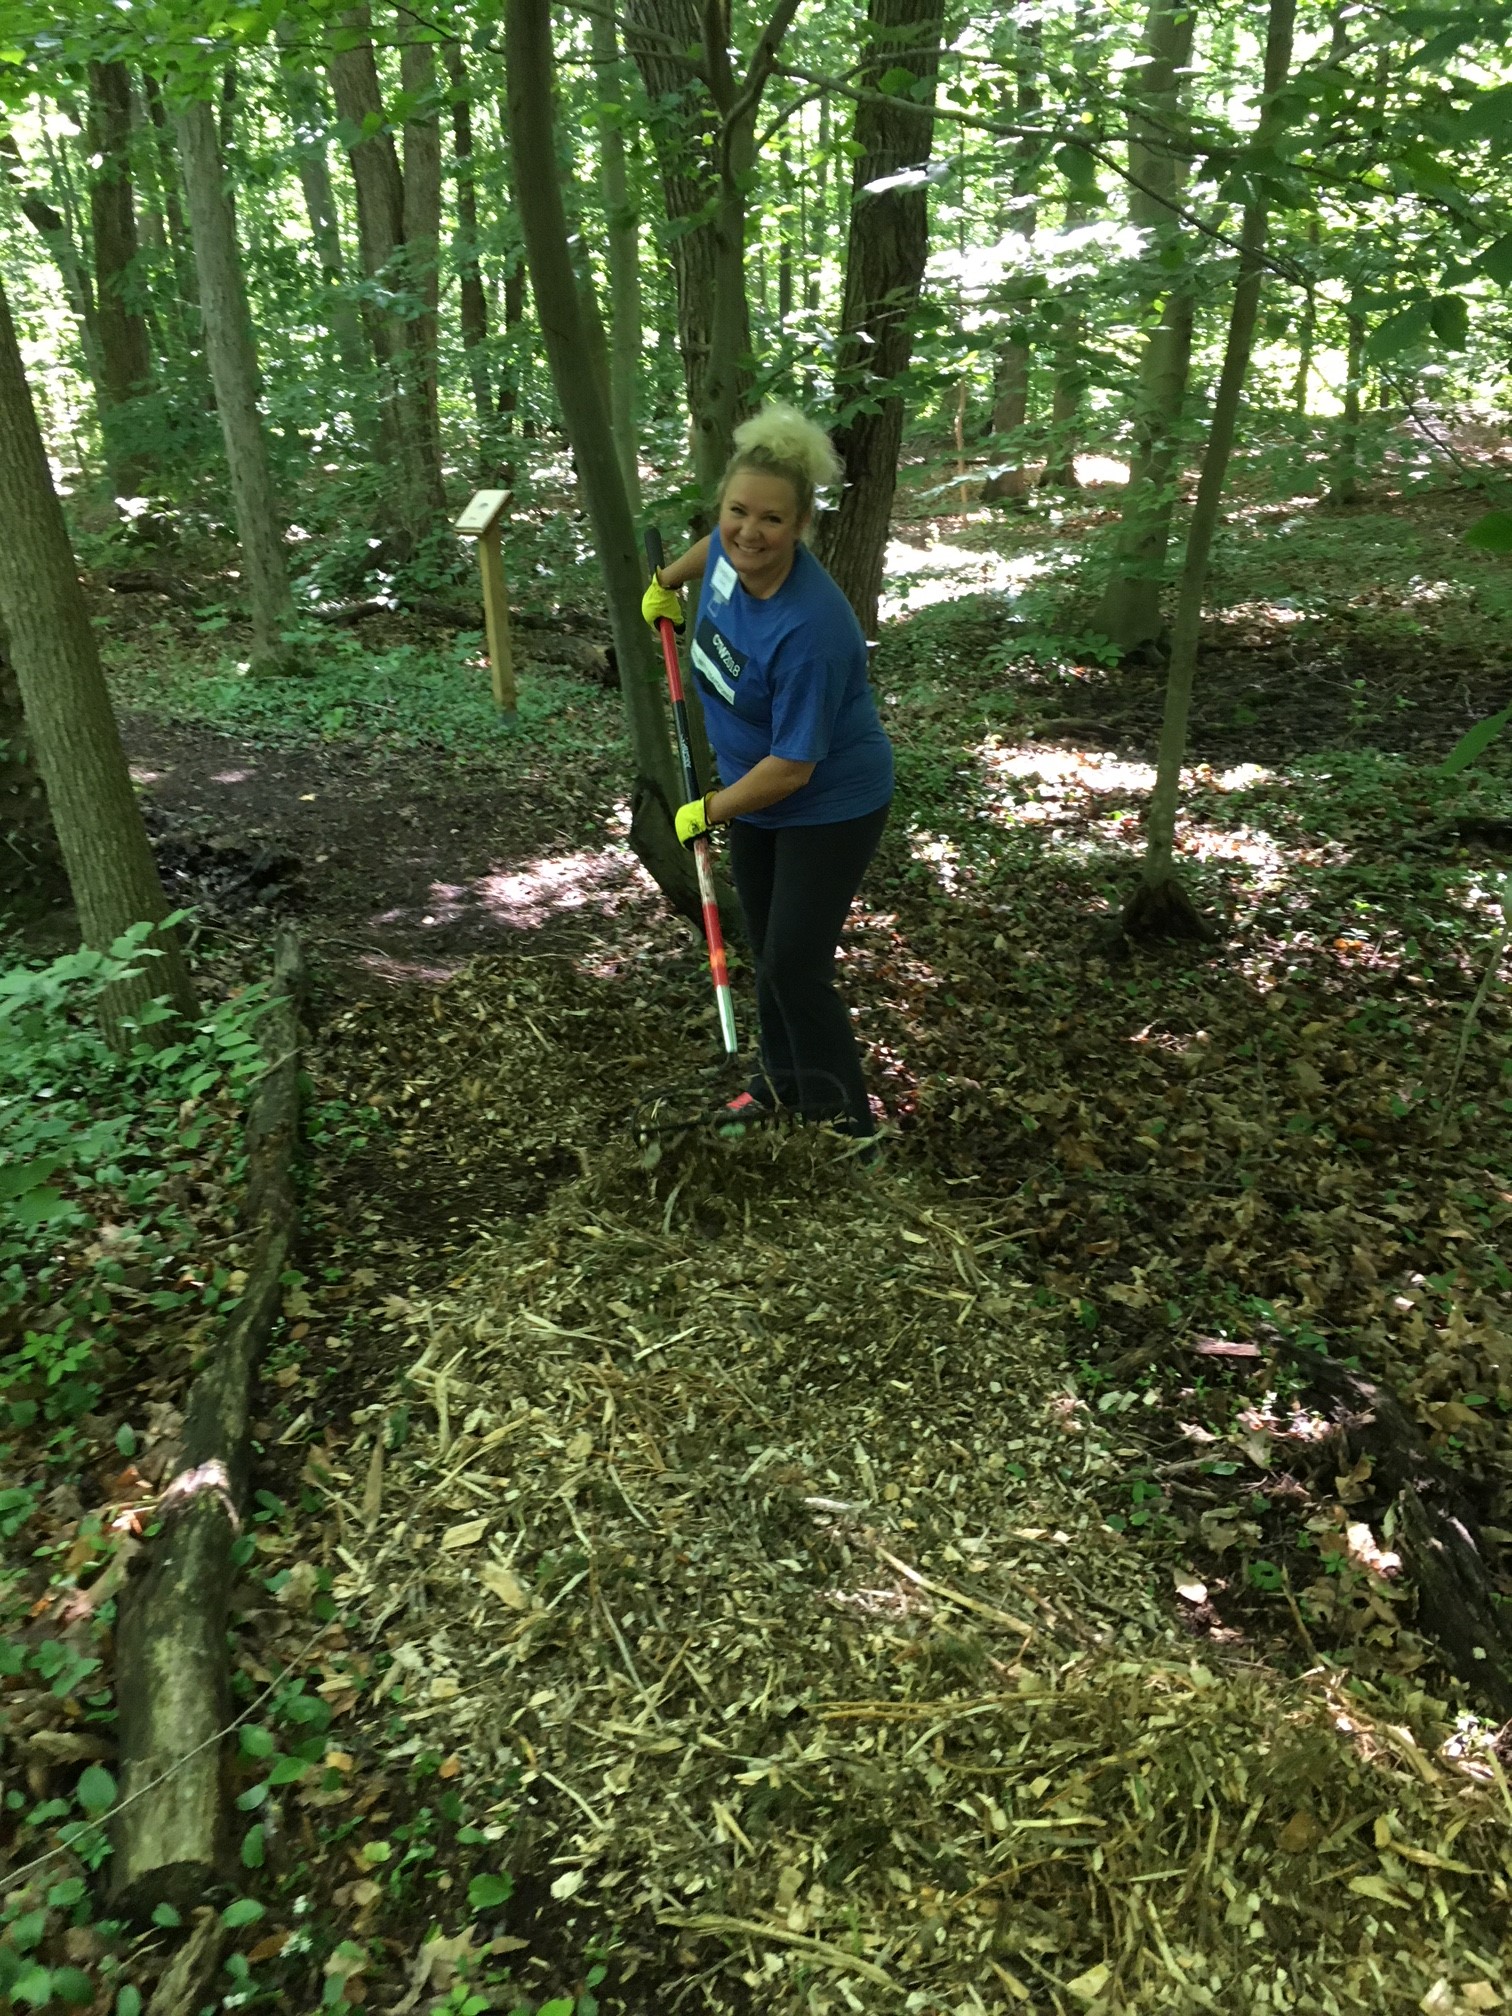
[720,401,843,525]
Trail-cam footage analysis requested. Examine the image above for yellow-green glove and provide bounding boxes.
[675,794,713,846]
[642,574,685,632]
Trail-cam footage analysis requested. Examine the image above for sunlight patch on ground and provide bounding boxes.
[369,845,655,935]
[879,539,1056,621]
[1072,453,1131,486]
[129,765,164,785]
[211,768,255,784]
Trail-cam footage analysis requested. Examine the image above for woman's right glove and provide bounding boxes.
[641,574,685,632]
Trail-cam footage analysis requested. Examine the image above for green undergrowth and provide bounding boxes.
[105,628,625,775]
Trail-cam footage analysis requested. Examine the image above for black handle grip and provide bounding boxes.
[643,526,665,577]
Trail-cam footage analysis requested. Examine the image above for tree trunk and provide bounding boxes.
[277,26,371,392]
[1291,220,1320,414]
[1127,0,1297,939]
[141,73,199,325]
[506,0,697,920]
[1040,193,1088,491]
[173,99,299,678]
[625,0,725,493]
[329,3,444,552]
[0,278,195,1032]
[1090,0,1199,658]
[400,25,444,503]
[0,617,66,918]
[87,60,155,497]
[982,21,1041,507]
[1326,304,1365,507]
[592,6,642,508]
[0,135,105,399]
[443,41,495,461]
[817,0,945,638]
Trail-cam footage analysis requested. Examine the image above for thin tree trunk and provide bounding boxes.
[1,136,105,399]
[807,96,828,315]
[329,3,442,550]
[277,28,371,390]
[141,73,198,323]
[87,60,155,496]
[443,40,494,462]
[1327,304,1365,506]
[1128,0,1297,937]
[1090,0,1199,657]
[0,278,195,1032]
[1040,192,1087,490]
[174,100,299,677]
[400,25,444,510]
[591,6,642,507]
[498,253,527,482]
[982,20,1041,506]
[778,150,794,325]
[817,0,945,638]
[506,0,696,918]
[1291,220,1320,414]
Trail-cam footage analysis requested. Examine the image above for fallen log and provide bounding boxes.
[111,930,305,1913]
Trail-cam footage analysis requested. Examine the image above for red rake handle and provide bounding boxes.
[644,528,738,1057]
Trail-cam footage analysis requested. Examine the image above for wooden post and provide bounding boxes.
[454,487,516,721]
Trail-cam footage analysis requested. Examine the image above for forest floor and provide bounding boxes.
[5,457,1512,2014]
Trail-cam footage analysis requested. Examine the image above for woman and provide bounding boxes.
[642,403,894,1145]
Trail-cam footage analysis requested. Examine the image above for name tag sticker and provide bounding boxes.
[711,555,738,602]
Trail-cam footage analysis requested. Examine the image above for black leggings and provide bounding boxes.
[727,802,890,1138]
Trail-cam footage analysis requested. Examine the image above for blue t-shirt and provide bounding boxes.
[688,532,894,828]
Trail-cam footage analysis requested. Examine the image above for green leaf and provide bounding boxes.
[221,1899,265,1929]
[876,64,915,94]
[1428,293,1469,347]
[1364,300,1432,363]
[537,2002,575,2016]
[466,1873,513,1912]
[1457,80,1512,138]
[51,1969,94,2007]
[1052,144,1098,194]
[115,1990,143,2016]
[1439,704,1512,775]
[267,1755,310,1786]
[1465,510,1512,554]
[10,1965,53,2008]
[151,1904,182,1929]
[238,1724,276,1759]
[45,1878,86,1911]
[1477,233,1512,288]
[115,1423,136,1458]
[76,1764,116,1817]
[241,1824,265,1870]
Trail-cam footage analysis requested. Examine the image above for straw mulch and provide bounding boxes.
[324,1122,1512,2015]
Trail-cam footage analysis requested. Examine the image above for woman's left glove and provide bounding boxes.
[675,794,713,846]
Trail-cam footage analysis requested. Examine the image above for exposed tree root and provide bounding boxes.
[111,930,305,1914]
[1121,874,1216,944]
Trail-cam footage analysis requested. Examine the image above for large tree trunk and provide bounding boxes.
[1127,0,1297,939]
[174,100,299,678]
[817,0,945,638]
[443,41,495,463]
[0,617,66,918]
[0,278,195,1033]
[87,60,155,497]
[1090,0,1199,658]
[506,0,698,920]
[328,3,444,553]
[592,7,642,508]
[981,21,1041,507]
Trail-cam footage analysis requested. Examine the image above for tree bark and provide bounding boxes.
[400,25,443,493]
[0,135,105,399]
[141,72,199,328]
[174,99,300,678]
[1326,303,1365,507]
[277,27,372,392]
[1127,0,1297,937]
[329,3,444,551]
[0,616,66,917]
[592,5,643,508]
[506,0,698,920]
[443,41,495,459]
[1090,0,1199,658]
[0,277,195,1032]
[982,21,1042,507]
[817,0,945,638]
[87,60,155,497]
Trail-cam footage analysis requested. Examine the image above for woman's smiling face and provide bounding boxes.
[717,469,809,599]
